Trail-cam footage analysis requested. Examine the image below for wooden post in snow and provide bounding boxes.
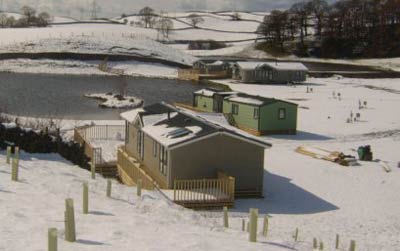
[137,179,142,197]
[249,208,258,242]
[313,238,318,249]
[242,219,246,231]
[6,146,11,164]
[15,146,19,161]
[107,179,112,198]
[223,206,229,228]
[349,240,356,251]
[48,228,58,251]
[91,161,95,180]
[262,216,269,238]
[294,228,299,242]
[64,198,76,242]
[83,182,89,214]
[335,234,340,249]
[11,158,18,181]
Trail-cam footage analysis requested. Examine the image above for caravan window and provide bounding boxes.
[232,104,239,115]
[278,108,286,120]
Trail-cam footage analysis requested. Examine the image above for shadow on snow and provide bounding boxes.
[232,171,338,215]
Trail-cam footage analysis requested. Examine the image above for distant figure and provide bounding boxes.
[337,92,341,101]
[350,111,354,121]
[307,86,309,93]
[359,100,362,109]
[364,101,368,108]
[310,88,314,93]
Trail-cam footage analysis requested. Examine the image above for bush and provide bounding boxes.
[0,124,89,169]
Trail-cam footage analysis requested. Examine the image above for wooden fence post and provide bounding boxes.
[91,162,95,180]
[223,206,229,228]
[249,208,258,242]
[137,179,142,197]
[6,146,11,164]
[64,198,76,242]
[262,216,269,237]
[349,240,356,251]
[83,182,89,214]
[11,158,18,181]
[48,228,57,251]
[15,146,19,160]
[313,238,318,249]
[107,179,112,198]
[294,228,299,242]
[335,234,340,249]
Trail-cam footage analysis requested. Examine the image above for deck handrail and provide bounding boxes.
[173,176,235,208]
[117,146,157,190]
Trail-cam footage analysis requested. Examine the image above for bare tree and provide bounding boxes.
[156,14,173,39]
[139,6,156,28]
[21,5,36,24]
[307,0,329,39]
[0,13,7,28]
[37,12,51,27]
[258,10,290,50]
[186,13,204,27]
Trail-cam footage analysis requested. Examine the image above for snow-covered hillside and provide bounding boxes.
[0,152,298,251]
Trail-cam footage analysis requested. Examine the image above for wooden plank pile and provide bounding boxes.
[296,146,358,166]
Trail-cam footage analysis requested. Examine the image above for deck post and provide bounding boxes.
[223,206,229,228]
[249,208,258,242]
[48,228,58,251]
[6,146,11,164]
[91,161,95,180]
[83,182,89,214]
[107,179,112,198]
[64,198,76,242]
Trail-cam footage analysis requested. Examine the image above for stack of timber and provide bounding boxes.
[296,146,358,166]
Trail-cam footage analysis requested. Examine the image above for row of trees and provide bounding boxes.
[258,0,400,58]
[0,6,51,28]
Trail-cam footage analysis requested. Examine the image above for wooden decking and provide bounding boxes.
[117,147,236,209]
[74,125,125,178]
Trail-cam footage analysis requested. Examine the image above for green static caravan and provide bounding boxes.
[232,61,308,84]
[193,89,238,113]
[223,94,298,135]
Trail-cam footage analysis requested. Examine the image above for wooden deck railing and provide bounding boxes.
[76,125,126,141]
[173,176,235,208]
[74,127,103,165]
[117,147,157,190]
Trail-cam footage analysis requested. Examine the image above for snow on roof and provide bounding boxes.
[141,123,204,147]
[227,96,265,106]
[235,62,265,70]
[209,60,225,65]
[235,61,308,71]
[194,89,216,97]
[264,62,308,71]
[120,108,145,123]
[142,112,178,126]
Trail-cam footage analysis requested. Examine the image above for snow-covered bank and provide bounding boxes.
[84,93,143,109]
[0,59,179,79]
[0,152,295,251]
